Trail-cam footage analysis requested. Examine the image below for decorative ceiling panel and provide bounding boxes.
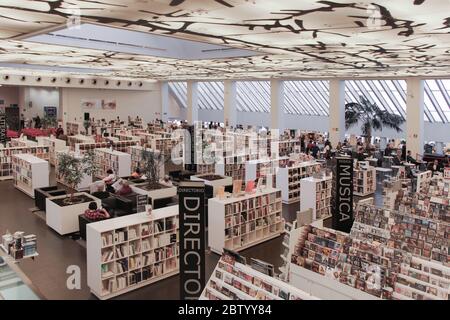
[0,0,449,80]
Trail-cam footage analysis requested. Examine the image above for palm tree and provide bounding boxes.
[345,96,405,148]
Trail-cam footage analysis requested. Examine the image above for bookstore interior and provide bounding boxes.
[0,1,449,303]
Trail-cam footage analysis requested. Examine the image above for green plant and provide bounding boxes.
[57,151,97,203]
[345,96,405,148]
[141,149,164,187]
[42,116,57,129]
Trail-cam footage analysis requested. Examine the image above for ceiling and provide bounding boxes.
[0,0,449,80]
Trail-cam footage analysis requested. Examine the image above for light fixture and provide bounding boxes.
[105,80,109,85]
[21,76,26,81]
[51,78,57,83]
[128,82,132,87]
[92,79,97,85]
[66,78,71,83]
[36,77,42,82]
[3,75,9,80]
[116,81,121,86]
[79,79,84,84]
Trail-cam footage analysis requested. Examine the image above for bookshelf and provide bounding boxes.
[201,254,318,300]
[87,206,179,299]
[128,146,165,179]
[299,174,332,220]
[43,137,68,166]
[278,139,300,156]
[353,166,376,196]
[74,140,138,154]
[66,122,82,136]
[215,156,248,181]
[208,188,284,254]
[67,134,94,148]
[275,161,322,204]
[245,157,289,186]
[415,171,433,193]
[0,146,49,180]
[444,168,450,180]
[12,154,49,198]
[95,148,131,178]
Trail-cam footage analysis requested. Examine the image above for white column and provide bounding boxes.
[406,78,424,158]
[223,80,237,127]
[186,81,199,124]
[329,79,345,148]
[270,79,285,130]
[160,81,169,122]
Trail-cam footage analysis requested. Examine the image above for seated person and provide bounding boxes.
[116,180,133,196]
[427,160,443,176]
[131,167,142,179]
[160,175,173,187]
[84,202,110,220]
[392,150,402,165]
[384,143,393,156]
[356,147,366,161]
[103,169,117,193]
[406,150,418,165]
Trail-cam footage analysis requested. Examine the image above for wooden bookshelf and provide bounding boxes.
[0,146,49,180]
[12,154,49,198]
[94,148,131,178]
[208,188,284,254]
[353,166,376,196]
[276,161,322,204]
[201,254,318,300]
[87,206,179,299]
[299,174,332,220]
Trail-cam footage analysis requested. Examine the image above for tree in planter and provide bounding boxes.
[57,150,97,203]
[345,96,405,149]
[141,149,165,189]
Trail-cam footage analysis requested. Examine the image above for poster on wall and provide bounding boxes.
[81,99,102,110]
[332,157,354,233]
[44,106,57,119]
[178,181,205,300]
[102,99,116,110]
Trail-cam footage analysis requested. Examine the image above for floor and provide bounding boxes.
[0,170,302,300]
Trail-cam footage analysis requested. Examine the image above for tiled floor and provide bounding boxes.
[0,173,300,300]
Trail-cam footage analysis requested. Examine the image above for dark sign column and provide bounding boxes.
[0,113,6,145]
[178,181,206,300]
[332,157,354,233]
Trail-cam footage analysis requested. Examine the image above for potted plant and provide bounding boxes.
[345,96,405,149]
[56,150,97,204]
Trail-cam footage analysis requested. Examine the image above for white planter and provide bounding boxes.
[131,184,177,206]
[190,174,232,196]
[46,192,101,235]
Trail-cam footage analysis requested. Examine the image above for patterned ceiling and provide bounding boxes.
[0,0,449,80]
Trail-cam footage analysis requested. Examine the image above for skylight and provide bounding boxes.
[21,23,260,60]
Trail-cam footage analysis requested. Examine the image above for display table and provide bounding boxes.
[45,193,101,235]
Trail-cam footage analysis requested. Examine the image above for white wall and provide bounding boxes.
[60,87,161,124]
[21,87,60,120]
[0,86,19,111]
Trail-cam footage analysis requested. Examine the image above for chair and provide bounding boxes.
[78,214,110,241]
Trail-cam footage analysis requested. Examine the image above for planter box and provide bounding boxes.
[131,184,177,206]
[46,192,101,235]
[190,174,232,197]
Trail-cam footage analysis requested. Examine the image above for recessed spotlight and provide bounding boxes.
[128,82,132,87]
[66,78,71,84]
[51,78,57,83]
[105,80,109,85]
[92,79,97,85]
[36,77,42,82]
[3,75,9,80]
[79,79,85,84]
[116,81,121,86]
[21,76,26,81]
[138,82,143,87]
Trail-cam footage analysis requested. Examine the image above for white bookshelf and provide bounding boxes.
[43,137,68,166]
[353,166,376,196]
[12,154,49,198]
[444,168,450,180]
[201,255,318,300]
[208,188,284,254]
[416,170,433,193]
[0,146,49,180]
[87,206,179,299]
[190,174,232,197]
[66,121,82,136]
[245,157,289,186]
[275,161,321,204]
[299,175,332,220]
[95,148,131,178]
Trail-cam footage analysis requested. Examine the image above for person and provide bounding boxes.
[356,147,366,161]
[392,150,402,165]
[160,175,173,187]
[131,167,142,179]
[300,135,305,153]
[56,125,64,138]
[20,113,25,130]
[406,150,418,165]
[103,169,116,193]
[336,141,343,152]
[34,115,41,129]
[323,140,332,160]
[311,142,320,159]
[427,160,443,176]
[116,180,132,196]
[84,202,110,220]
[401,141,406,161]
[384,143,393,156]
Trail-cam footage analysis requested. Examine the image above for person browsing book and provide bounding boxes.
[116,180,133,196]
[103,169,116,193]
[84,202,110,221]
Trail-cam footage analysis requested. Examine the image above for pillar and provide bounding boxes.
[406,78,424,158]
[329,79,345,148]
[270,79,285,130]
[160,81,169,122]
[186,81,199,125]
[223,80,237,127]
